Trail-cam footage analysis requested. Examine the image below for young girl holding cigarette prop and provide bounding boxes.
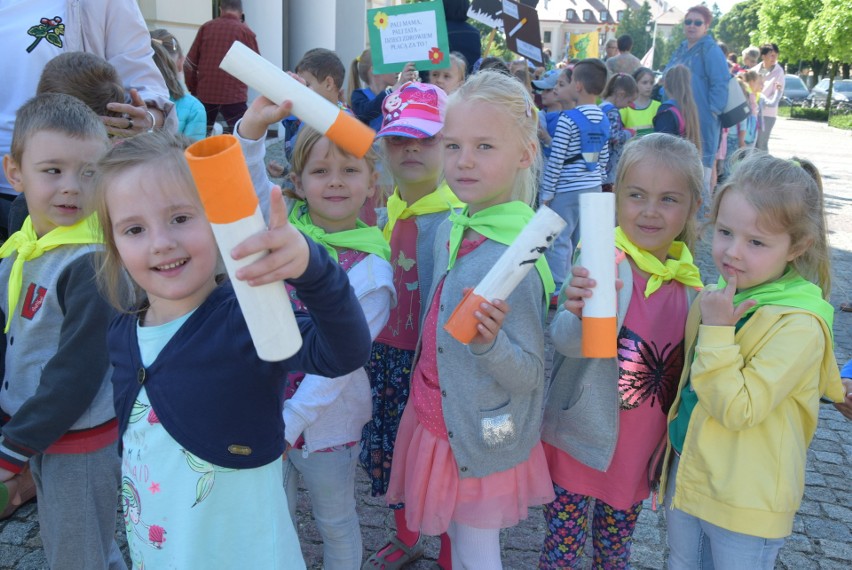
[236,96,395,568]
[539,134,704,569]
[362,82,462,570]
[664,154,844,568]
[385,71,556,570]
[95,131,371,569]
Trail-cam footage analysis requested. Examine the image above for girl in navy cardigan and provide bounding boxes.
[93,131,370,570]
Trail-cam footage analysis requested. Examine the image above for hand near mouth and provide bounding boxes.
[699,271,756,327]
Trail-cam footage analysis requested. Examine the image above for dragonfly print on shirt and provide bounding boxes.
[617,327,684,413]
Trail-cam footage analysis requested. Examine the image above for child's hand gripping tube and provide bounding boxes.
[219,41,376,158]
[579,192,617,358]
[185,135,302,362]
[444,206,567,344]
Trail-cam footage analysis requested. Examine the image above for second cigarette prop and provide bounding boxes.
[444,206,566,344]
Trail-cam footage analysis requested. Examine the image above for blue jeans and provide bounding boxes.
[284,443,363,569]
[665,455,785,570]
[544,187,601,290]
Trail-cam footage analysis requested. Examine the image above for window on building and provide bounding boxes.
[616,10,624,21]
[544,31,552,43]
[583,9,593,21]
[600,10,608,21]
[566,9,577,20]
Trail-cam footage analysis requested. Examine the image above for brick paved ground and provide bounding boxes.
[2,117,851,569]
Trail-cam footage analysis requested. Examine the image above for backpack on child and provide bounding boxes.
[560,108,611,171]
[658,100,686,137]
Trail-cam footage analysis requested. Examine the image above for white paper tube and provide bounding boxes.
[473,206,566,300]
[219,42,375,158]
[185,136,302,362]
[579,192,617,358]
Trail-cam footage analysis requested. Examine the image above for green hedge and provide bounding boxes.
[790,106,829,122]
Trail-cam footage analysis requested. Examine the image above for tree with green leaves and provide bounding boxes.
[805,0,852,110]
[715,0,761,57]
[756,0,822,64]
[615,1,654,59]
[655,24,685,71]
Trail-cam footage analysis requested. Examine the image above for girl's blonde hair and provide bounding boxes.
[94,130,198,310]
[615,133,704,248]
[710,153,831,297]
[663,65,702,155]
[347,49,372,107]
[151,39,184,101]
[602,72,638,100]
[448,51,468,82]
[288,125,379,200]
[448,70,540,206]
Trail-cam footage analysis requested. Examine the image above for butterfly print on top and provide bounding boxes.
[617,327,684,413]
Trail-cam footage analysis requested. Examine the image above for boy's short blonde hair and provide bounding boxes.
[10,93,107,164]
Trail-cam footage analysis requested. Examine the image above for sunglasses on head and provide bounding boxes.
[684,19,704,27]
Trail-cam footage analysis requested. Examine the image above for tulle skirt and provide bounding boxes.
[386,404,555,536]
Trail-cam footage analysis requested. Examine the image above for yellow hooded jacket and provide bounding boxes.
[660,302,844,539]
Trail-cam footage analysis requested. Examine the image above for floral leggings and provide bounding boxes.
[539,484,643,569]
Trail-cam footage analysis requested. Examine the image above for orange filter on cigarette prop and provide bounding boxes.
[185,135,258,224]
[326,111,376,159]
[582,316,617,358]
[443,289,488,344]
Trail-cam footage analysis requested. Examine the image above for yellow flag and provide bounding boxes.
[569,32,600,59]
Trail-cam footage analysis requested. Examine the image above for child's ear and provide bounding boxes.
[2,154,24,194]
[519,140,537,169]
[290,173,306,200]
[787,237,813,262]
[323,76,337,96]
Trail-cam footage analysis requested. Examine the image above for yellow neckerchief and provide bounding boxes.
[614,226,702,298]
[382,180,463,241]
[288,200,390,262]
[0,213,102,332]
[448,202,556,298]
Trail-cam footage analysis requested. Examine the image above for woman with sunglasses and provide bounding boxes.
[662,5,730,203]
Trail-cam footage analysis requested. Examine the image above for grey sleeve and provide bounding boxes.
[1,254,114,455]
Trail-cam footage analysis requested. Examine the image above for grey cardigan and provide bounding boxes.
[419,219,546,479]
[541,255,698,471]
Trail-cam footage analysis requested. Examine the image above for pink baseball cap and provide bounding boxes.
[376,81,447,139]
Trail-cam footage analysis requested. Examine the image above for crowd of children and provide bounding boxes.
[0,23,847,570]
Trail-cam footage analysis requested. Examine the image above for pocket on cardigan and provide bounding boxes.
[478,401,519,452]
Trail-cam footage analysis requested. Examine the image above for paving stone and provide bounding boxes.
[785,532,814,553]
[819,538,852,561]
[811,450,845,465]
[821,503,852,524]
[0,545,26,569]
[0,520,37,546]
[778,550,819,570]
[818,559,852,570]
[805,469,827,487]
[802,515,852,542]
[11,550,47,570]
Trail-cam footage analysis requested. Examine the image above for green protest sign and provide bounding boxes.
[367,1,450,74]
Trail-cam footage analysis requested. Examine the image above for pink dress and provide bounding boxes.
[544,269,688,510]
[387,237,555,535]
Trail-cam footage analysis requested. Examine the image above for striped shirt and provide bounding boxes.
[540,104,610,201]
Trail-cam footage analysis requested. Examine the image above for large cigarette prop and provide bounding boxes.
[219,41,375,158]
[580,193,617,358]
[185,135,302,361]
[444,207,566,344]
